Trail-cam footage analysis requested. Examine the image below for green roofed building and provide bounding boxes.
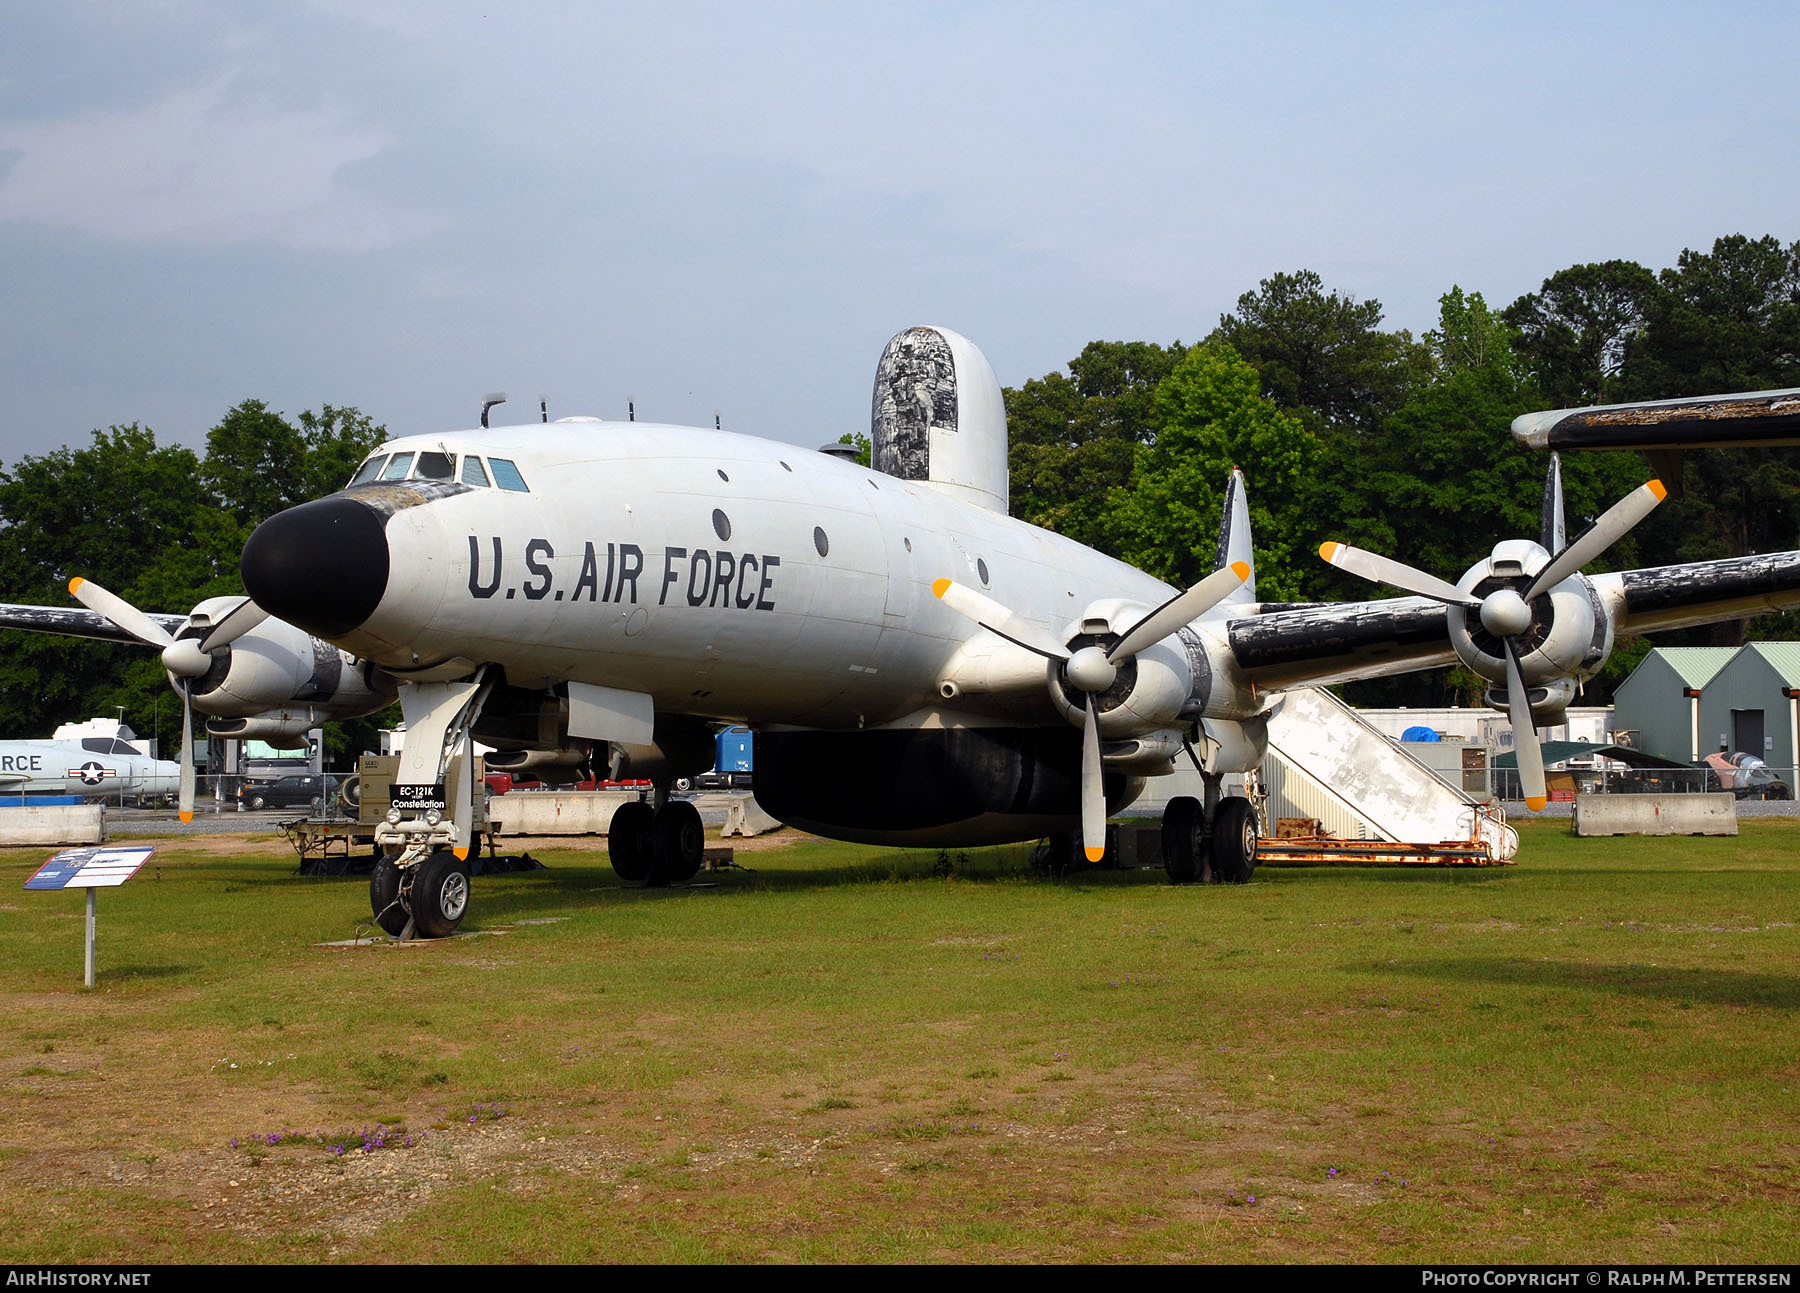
[1612,647,1736,763]
[1701,643,1800,780]
[1613,644,1800,772]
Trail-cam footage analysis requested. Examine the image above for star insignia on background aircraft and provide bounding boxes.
[7,330,1800,937]
[69,761,112,786]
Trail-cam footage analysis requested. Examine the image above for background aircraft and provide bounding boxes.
[226,327,1800,938]
[0,722,180,802]
[0,589,395,819]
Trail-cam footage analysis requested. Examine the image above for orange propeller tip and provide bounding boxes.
[67,576,84,594]
[1319,542,1341,561]
[931,578,951,598]
[1084,847,1106,863]
[179,811,193,823]
[1229,560,1250,580]
[1647,479,1667,501]
[452,847,469,861]
[1525,797,1548,812]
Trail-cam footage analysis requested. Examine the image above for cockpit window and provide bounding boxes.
[489,458,529,492]
[460,456,491,487]
[415,451,454,481]
[379,452,415,481]
[349,455,387,486]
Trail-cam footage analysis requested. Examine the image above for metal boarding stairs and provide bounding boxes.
[1259,687,1518,865]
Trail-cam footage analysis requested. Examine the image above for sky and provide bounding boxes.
[1,1,1796,467]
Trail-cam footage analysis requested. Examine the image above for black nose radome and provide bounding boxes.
[241,495,390,639]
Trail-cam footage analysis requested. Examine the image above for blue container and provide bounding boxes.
[715,726,754,773]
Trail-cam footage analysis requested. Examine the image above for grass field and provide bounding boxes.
[0,820,1796,1264]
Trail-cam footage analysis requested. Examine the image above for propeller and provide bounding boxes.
[934,561,1249,862]
[1319,478,1666,811]
[67,577,268,823]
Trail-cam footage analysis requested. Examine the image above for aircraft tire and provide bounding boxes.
[409,850,471,939]
[651,800,705,885]
[1161,796,1203,885]
[1210,797,1259,884]
[608,800,655,882]
[369,855,408,936]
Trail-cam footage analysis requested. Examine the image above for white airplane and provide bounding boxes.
[0,721,181,801]
[0,590,395,819]
[219,327,1800,939]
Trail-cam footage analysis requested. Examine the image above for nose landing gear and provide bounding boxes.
[369,846,473,939]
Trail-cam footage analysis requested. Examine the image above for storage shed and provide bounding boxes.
[1610,647,1735,762]
[1698,642,1800,781]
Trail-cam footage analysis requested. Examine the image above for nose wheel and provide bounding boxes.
[367,847,472,939]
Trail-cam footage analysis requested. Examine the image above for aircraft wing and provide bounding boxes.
[1600,551,1800,636]
[1224,596,1458,692]
[1223,547,1800,693]
[0,602,186,645]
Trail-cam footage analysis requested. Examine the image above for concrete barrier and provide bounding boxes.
[720,794,781,837]
[1572,793,1738,837]
[492,790,637,836]
[0,804,105,846]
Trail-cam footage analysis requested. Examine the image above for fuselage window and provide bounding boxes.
[349,455,388,486]
[460,456,491,487]
[380,452,415,480]
[489,458,530,492]
[415,451,454,481]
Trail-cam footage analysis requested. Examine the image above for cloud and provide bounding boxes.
[0,78,428,251]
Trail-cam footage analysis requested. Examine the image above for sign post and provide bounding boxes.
[25,845,155,988]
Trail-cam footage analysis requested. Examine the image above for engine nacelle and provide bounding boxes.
[178,599,395,721]
[1443,542,1615,693]
[207,712,326,744]
[1483,676,1580,726]
[1045,598,1196,738]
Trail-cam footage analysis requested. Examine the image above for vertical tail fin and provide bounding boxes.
[1213,468,1257,604]
[1540,452,1566,554]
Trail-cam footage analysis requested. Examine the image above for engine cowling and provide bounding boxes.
[1043,599,1196,738]
[1442,541,1614,723]
[177,599,395,722]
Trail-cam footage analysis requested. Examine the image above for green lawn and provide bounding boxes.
[0,820,1795,1263]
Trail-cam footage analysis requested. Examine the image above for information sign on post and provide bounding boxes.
[24,845,155,988]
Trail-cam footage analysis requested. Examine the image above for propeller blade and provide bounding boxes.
[1080,691,1106,863]
[178,684,196,824]
[932,578,1069,661]
[67,577,174,648]
[1524,479,1666,600]
[1318,543,1480,607]
[198,597,269,653]
[1109,561,1250,661]
[1504,638,1547,812]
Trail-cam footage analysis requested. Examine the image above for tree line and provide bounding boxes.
[1,232,1795,744]
[1006,233,1800,705]
[0,402,390,754]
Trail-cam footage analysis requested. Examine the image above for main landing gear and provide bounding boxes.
[608,797,704,886]
[1160,787,1259,886]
